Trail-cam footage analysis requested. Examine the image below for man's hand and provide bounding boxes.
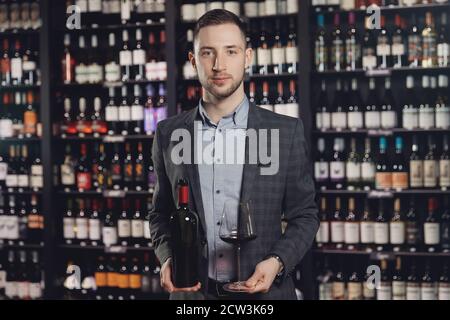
[244,257,282,294]
[160,257,202,293]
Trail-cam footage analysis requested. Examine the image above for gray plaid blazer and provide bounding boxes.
[149,101,319,300]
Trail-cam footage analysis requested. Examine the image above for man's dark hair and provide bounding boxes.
[193,9,247,44]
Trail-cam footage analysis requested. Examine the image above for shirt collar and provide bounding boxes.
[198,95,249,128]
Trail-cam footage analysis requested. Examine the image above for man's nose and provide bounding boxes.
[212,53,226,71]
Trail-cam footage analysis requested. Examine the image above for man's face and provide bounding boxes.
[189,23,252,100]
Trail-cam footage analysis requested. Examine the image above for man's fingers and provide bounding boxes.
[245,269,263,288]
[161,269,175,293]
[248,278,270,294]
[172,282,202,293]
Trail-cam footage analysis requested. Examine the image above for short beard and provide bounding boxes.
[200,71,245,100]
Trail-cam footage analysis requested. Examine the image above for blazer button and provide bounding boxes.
[201,240,207,246]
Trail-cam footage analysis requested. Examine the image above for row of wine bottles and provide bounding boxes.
[0,38,40,86]
[314,11,449,71]
[0,194,43,243]
[59,142,156,192]
[63,197,152,247]
[314,135,450,191]
[0,250,43,300]
[316,196,450,252]
[0,144,43,191]
[180,0,299,22]
[59,84,167,137]
[315,76,450,132]
[63,253,164,300]
[312,0,450,11]
[315,256,450,300]
[0,0,41,31]
[62,30,167,84]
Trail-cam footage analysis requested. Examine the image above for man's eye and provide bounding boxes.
[228,50,237,55]
[202,51,212,56]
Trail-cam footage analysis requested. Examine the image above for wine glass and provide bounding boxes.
[219,200,257,293]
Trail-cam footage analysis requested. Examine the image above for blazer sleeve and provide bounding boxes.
[267,118,319,280]
[149,123,176,265]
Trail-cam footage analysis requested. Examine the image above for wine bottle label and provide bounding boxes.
[119,106,131,121]
[436,107,450,129]
[316,221,329,243]
[120,50,133,66]
[5,281,18,299]
[320,112,331,129]
[264,0,277,15]
[6,174,18,187]
[440,160,450,187]
[18,282,30,299]
[274,103,298,118]
[61,165,75,185]
[421,284,437,300]
[0,270,6,290]
[330,161,345,181]
[105,62,121,82]
[244,2,258,17]
[156,61,168,81]
[347,112,363,129]
[314,162,329,181]
[271,47,286,65]
[63,217,75,239]
[331,112,347,129]
[419,109,435,129]
[88,219,101,240]
[102,227,118,246]
[129,274,142,289]
[377,284,392,300]
[319,283,333,300]
[28,214,40,229]
[89,0,102,11]
[0,119,13,137]
[118,220,131,237]
[286,0,298,13]
[316,113,323,129]
[88,64,103,84]
[437,43,450,65]
[392,281,406,300]
[135,163,144,182]
[374,223,389,244]
[22,61,37,72]
[18,174,30,187]
[131,220,145,238]
[117,274,130,289]
[377,44,391,56]
[390,222,406,244]
[361,163,376,180]
[257,48,272,66]
[392,43,405,56]
[362,55,377,69]
[195,3,206,20]
[381,111,397,128]
[346,162,361,181]
[133,49,146,65]
[363,285,376,300]
[438,284,450,300]
[348,283,362,300]
[144,220,151,239]
[223,2,240,15]
[0,163,7,180]
[7,216,19,239]
[332,282,345,300]
[131,105,144,121]
[107,272,118,287]
[105,106,119,122]
[424,222,440,245]
[331,221,344,243]
[75,64,88,84]
[31,165,43,176]
[331,40,344,70]
[344,222,360,244]
[29,283,42,299]
[406,221,420,245]
[364,111,381,128]
[286,46,298,64]
[375,172,392,190]
[77,172,92,190]
[11,57,23,79]
[410,160,424,187]
[95,272,107,287]
[76,0,88,12]
[31,175,44,189]
[392,172,409,190]
[75,218,88,239]
[120,0,131,21]
[360,221,375,243]
[124,164,133,182]
[181,4,195,21]
[406,284,421,300]
[424,160,438,188]
[146,61,158,81]
[402,108,418,129]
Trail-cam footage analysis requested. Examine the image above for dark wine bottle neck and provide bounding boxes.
[178,185,189,206]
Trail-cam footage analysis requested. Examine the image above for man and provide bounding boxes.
[149,9,319,300]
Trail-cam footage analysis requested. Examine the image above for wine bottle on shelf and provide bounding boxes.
[75,198,89,244]
[259,81,273,112]
[316,197,329,248]
[402,75,419,130]
[118,199,131,247]
[422,12,437,68]
[109,144,122,190]
[424,197,440,253]
[361,138,376,190]
[344,197,360,250]
[418,76,435,130]
[424,135,439,189]
[347,79,363,130]
[375,199,389,252]
[331,258,345,300]
[345,12,361,71]
[75,35,88,84]
[438,261,450,300]
[390,198,405,252]
[376,137,392,190]
[91,97,108,136]
[314,138,329,190]
[134,142,146,191]
[330,138,345,190]
[119,86,131,136]
[63,198,76,244]
[360,199,375,251]
[257,20,271,75]
[330,13,344,72]
[271,19,285,75]
[144,84,156,135]
[131,199,145,247]
[406,261,420,300]
[316,80,331,131]
[331,79,346,130]
[89,199,101,246]
[377,16,391,69]
[132,29,146,81]
[435,75,450,130]
[169,179,200,288]
[331,197,344,250]
[120,30,132,82]
[123,142,133,190]
[1,39,11,86]
[392,136,409,191]
[392,257,406,300]
[392,14,406,68]
[105,32,121,83]
[347,258,363,300]
[11,40,23,85]
[380,77,397,129]
[315,14,327,72]
[421,260,436,300]
[131,85,144,134]
[317,257,333,300]
[286,17,298,74]
[407,14,421,68]
[440,197,450,252]
[437,12,449,67]
[156,83,168,124]
[377,259,392,300]
[88,34,103,84]
[365,78,380,130]
[105,88,119,136]
[346,137,361,191]
[362,17,377,70]
[103,198,118,247]
[76,143,92,192]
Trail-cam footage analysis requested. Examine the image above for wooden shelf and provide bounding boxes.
[313,128,450,136]
[316,189,450,196]
[59,244,154,253]
[313,248,450,258]
[312,66,450,77]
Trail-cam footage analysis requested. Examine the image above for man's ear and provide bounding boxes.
[245,47,253,70]
[188,51,197,70]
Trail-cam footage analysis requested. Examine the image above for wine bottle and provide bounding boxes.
[390,198,405,251]
[103,198,118,247]
[344,197,360,250]
[315,14,327,72]
[330,138,345,190]
[375,199,389,251]
[375,137,392,190]
[360,199,375,250]
[377,259,392,300]
[424,197,440,252]
[392,257,406,300]
[392,136,408,190]
[421,260,436,300]
[316,197,329,248]
[346,137,361,191]
[169,179,200,288]
[331,197,344,249]
[361,138,376,190]
[406,261,420,300]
